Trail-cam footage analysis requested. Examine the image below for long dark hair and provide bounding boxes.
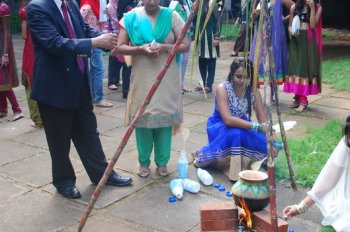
[227,58,253,117]
[343,114,350,147]
[294,0,320,18]
[227,57,244,82]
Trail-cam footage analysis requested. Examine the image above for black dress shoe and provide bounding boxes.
[57,186,81,199]
[106,173,133,186]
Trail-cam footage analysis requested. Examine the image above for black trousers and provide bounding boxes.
[107,55,131,95]
[38,80,109,189]
[198,57,216,89]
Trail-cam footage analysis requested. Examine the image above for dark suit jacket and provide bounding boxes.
[27,0,100,109]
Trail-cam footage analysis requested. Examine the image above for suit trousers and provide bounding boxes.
[38,79,108,189]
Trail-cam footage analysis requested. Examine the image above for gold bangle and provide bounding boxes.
[296,200,308,215]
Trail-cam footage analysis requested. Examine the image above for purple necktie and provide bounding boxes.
[61,0,85,74]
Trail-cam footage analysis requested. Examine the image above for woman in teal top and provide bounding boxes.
[116,0,190,178]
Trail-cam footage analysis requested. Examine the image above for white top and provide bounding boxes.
[307,137,350,231]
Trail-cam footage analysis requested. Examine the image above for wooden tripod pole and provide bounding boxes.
[260,0,278,230]
[77,2,200,231]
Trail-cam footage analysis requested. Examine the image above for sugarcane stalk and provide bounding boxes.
[259,0,278,230]
[77,1,200,231]
[190,0,216,99]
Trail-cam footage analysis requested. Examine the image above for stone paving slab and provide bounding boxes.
[314,97,350,110]
[13,128,48,150]
[107,183,222,232]
[0,116,38,140]
[95,113,124,134]
[0,140,45,166]
[60,216,154,232]
[99,106,128,119]
[0,192,84,232]
[43,170,151,209]
[0,153,83,188]
[0,177,30,204]
[183,101,216,117]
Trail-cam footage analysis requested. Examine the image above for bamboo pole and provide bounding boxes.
[77,2,200,231]
[259,0,278,230]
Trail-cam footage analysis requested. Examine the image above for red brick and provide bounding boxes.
[201,219,237,231]
[252,209,288,232]
[200,202,238,221]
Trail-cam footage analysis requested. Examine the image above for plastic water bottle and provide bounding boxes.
[170,179,184,200]
[182,179,200,193]
[197,168,213,186]
[288,228,295,232]
[150,39,158,49]
[177,150,188,179]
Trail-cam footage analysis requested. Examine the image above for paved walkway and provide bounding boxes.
[1,35,349,232]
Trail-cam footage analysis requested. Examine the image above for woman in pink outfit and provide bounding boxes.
[0,1,24,121]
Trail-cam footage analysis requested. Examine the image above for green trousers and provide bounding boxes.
[135,127,172,167]
[25,84,42,126]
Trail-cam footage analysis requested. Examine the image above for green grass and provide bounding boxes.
[275,120,343,187]
[319,226,336,232]
[220,23,240,40]
[322,56,350,92]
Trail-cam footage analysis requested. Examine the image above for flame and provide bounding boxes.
[238,197,253,229]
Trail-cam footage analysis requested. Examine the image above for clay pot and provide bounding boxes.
[231,170,270,212]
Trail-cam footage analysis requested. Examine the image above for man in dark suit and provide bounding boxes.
[27,0,132,199]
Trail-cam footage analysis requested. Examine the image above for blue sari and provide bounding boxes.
[194,81,267,164]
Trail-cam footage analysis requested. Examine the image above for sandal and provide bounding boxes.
[182,87,190,93]
[204,87,212,93]
[289,101,300,108]
[156,166,168,177]
[295,103,308,112]
[94,101,113,108]
[194,86,203,92]
[138,166,150,178]
[8,112,24,122]
[230,51,238,57]
[108,84,118,90]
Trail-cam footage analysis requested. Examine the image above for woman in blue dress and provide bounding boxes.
[193,58,270,170]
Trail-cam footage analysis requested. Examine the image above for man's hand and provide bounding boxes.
[92,33,118,50]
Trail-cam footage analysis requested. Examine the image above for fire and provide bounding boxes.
[238,197,253,229]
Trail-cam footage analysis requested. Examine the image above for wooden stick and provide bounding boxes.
[77,1,200,231]
[259,0,278,230]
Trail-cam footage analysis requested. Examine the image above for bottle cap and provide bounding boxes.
[219,186,225,191]
[214,183,220,188]
[168,196,176,203]
[288,228,294,232]
[226,191,233,197]
[176,194,183,200]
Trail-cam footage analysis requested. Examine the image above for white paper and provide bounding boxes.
[272,121,297,133]
[99,0,107,22]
